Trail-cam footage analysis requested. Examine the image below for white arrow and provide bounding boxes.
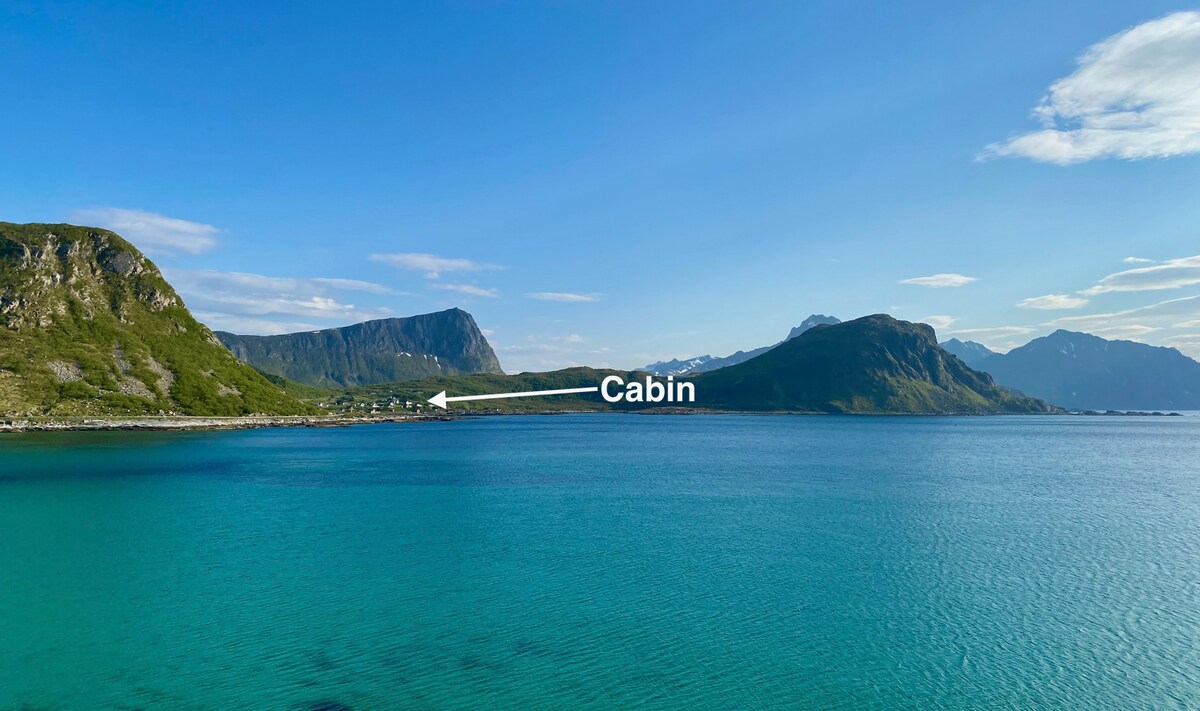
[427,386,599,409]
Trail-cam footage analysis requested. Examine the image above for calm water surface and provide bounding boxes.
[2,414,1199,709]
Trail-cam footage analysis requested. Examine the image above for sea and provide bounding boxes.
[2,414,1199,709]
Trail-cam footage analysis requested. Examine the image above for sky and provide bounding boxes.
[3,1,1200,372]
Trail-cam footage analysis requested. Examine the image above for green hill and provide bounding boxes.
[0,222,314,416]
[694,314,1058,414]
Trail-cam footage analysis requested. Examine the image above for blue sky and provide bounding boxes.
[4,1,1200,371]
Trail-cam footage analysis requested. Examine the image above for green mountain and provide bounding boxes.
[0,222,313,416]
[216,308,504,388]
[694,314,1057,414]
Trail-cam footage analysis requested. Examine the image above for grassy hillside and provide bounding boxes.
[695,315,1058,414]
[0,222,315,416]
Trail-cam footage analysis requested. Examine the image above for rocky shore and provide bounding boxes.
[0,414,455,433]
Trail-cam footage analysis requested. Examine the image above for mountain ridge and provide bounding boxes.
[976,329,1200,410]
[217,308,504,388]
[644,313,841,376]
[694,315,1056,414]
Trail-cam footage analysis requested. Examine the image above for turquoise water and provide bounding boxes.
[2,415,1200,709]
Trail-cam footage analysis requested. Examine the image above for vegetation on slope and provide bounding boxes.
[0,222,314,416]
[695,314,1058,414]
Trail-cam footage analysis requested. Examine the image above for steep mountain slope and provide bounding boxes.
[694,315,1056,413]
[939,338,998,367]
[644,314,841,376]
[976,330,1200,410]
[0,222,312,416]
[217,308,503,388]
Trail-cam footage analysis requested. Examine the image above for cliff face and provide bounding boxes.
[217,308,504,388]
[0,222,312,416]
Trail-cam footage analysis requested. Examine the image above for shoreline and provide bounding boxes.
[0,414,456,433]
[1,408,1185,432]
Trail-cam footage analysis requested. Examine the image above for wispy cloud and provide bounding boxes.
[1046,294,1200,331]
[1080,255,1200,295]
[311,277,403,295]
[948,326,1036,339]
[369,252,502,279]
[1124,256,1155,264]
[899,273,977,288]
[70,207,219,255]
[1018,294,1089,310]
[1087,324,1160,340]
[429,283,499,298]
[526,292,601,303]
[919,315,956,330]
[981,11,1200,164]
[944,325,1038,353]
[163,268,395,333]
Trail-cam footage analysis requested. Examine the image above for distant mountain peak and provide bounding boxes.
[974,329,1200,410]
[644,313,842,376]
[788,314,841,340]
[939,338,998,367]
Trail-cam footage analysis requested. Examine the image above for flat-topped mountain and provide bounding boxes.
[644,313,841,376]
[217,308,504,388]
[695,315,1056,414]
[939,338,998,367]
[0,222,312,416]
[976,330,1200,410]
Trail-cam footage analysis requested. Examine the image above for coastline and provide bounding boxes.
[0,413,455,433]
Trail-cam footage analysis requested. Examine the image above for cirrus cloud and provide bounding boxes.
[982,11,1200,164]
[919,315,956,330]
[369,252,502,279]
[70,207,219,255]
[1080,254,1200,295]
[526,292,601,302]
[899,273,977,288]
[429,283,499,298]
[1018,294,1090,310]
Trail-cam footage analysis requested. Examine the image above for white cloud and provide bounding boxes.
[1164,333,1200,358]
[948,326,1037,339]
[1018,294,1090,310]
[369,252,502,279]
[429,283,499,298]
[944,325,1038,353]
[311,278,404,295]
[1087,324,1160,340]
[1080,255,1200,295]
[1124,256,1155,264]
[71,207,219,255]
[1046,294,1200,331]
[164,268,394,332]
[899,273,977,288]
[919,315,956,330]
[190,312,323,335]
[982,12,1200,164]
[526,292,601,302]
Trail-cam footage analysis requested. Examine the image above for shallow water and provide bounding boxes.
[2,414,1199,709]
